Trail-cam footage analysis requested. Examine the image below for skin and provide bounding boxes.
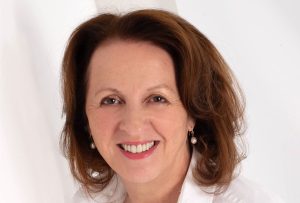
[85,39,195,203]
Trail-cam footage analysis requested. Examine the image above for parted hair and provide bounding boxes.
[61,9,246,194]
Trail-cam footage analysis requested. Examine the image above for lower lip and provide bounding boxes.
[119,142,159,160]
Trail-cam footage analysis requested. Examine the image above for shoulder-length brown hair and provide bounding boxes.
[61,9,246,194]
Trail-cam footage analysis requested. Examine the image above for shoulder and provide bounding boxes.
[72,188,94,203]
[72,175,126,203]
[213,176,285,203]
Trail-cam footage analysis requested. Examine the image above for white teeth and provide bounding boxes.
[137,144,142,153]
[121,141,155,153]
[131,145,137,153]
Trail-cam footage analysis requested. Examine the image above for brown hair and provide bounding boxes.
[61,9,246,194]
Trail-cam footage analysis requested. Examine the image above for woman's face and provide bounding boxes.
[85,40,194,184]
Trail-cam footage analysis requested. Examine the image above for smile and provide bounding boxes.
[121,141,155,153]
[118,141,159,160]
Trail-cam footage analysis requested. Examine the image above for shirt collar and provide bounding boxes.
[92,148,214,203]
[177,147,215,203]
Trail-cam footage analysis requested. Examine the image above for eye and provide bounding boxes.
[149,95,168,103]
[100,97,122,106]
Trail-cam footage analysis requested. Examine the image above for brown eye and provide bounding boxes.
[100,97,121,105]
[150,95,167,103]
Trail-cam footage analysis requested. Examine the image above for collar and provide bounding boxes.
[91,175,126,203]
[177,148,214,203]
[83,148,214,203]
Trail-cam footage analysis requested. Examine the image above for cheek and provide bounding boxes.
[88,110,118,142]
[150,107,189,140]
[87,111,120,162]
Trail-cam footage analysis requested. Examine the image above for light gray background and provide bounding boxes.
[0,0,298,202]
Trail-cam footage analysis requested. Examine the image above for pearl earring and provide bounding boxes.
[85,126,95,149]
[90,136,96,149]
[189,130,197,144]
[90,141,96,149]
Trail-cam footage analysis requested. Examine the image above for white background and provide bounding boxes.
[0,0,299,202]
[176,1,300,202]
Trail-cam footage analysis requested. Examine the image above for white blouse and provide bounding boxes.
[73,149,284,203]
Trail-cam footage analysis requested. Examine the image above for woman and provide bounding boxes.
[61,9,277,203]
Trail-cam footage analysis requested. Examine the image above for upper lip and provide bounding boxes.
[117,140,158,145]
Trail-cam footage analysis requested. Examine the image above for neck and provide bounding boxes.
[123,146,191,203]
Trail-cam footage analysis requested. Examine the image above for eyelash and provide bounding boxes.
[149,95,168,103]
[99,95,168,106]
[100,97,122,106]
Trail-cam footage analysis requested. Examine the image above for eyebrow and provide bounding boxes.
[94,88,122,97]
[146,84,176,93]
[94,84,176,97]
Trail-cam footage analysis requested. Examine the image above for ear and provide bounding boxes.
[84,124,92,135]
[187,116,196,131]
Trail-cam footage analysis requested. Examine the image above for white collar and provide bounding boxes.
[177,148,214,203]
[74,149,278,203]
[75,148,214,203]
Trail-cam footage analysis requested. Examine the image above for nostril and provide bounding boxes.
[118,122,145,136]
[118,109,147,134]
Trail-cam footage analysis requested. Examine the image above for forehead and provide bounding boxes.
[89,39,172,70]
[87,39,176,89]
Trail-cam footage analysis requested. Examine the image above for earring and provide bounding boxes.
[90,136,96,149]
[90,141,96,149]
[189,130,197,144]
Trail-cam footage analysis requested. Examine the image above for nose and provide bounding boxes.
[118,105,147,136]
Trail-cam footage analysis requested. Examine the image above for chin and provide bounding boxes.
[118,164,161,184]
[122,172,159,184]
